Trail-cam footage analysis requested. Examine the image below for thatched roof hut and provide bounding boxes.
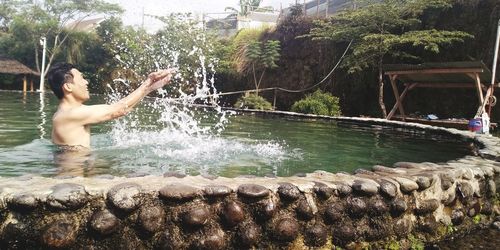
[0,56,39,76]
[0,55,39,92]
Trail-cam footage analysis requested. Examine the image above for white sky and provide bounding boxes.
[106,0,299,31]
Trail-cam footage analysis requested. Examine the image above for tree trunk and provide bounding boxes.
[44,35,60,77]
[252,62,258,95]
[257,68,266,95]
[378,65,387,118]
[35,47,40,73]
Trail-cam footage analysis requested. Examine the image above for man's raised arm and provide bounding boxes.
[72,69,174,125]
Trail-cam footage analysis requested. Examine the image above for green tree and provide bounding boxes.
[101,13,221,97]
[0,0,122,89]
[291,90,342,116]
[234,93,273,110]
[0,0,23,34]
[307,0,472,117]
[241,39,280,94]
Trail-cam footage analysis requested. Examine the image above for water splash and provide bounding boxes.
[97,14,291,175]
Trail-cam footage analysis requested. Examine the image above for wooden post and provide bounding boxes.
[387,83,415,120]
[22,75,27,92]
[273,88,277,110]
[30,77,34,91]
[467,73,484,104]
[387,74,406,121]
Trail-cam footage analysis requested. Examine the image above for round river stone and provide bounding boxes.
[90,209,120,235]
[47,183,88,210]
[313,182,334,199]
[159,184,201,201]
[274,218,299,242]
[457,182,474,199]
[333,223,356,244]
[347,197,367,217]
[370,198,389,215]
[223,201,245,227]
[258,199,277,220]
[451,209,464,225]
[277,183,301,201]
[440,172,455,190]
[107,182,142,212]
[379,180,397,198]
[352,180,378,196]
[391,198,408,215]
[394,177,419,193]
[305,223,328,247]
[139,205,165,233]
[8,194,37,211]
[325,203,344,223]
[296,199,314,220]
[195,228,226,250]
[415,199,440,214]
[415,176,432,190]
[237,184,269,199]
[238,222,261,246]
[336,183,352,197]
[184,207,210,227]
[42,219,79,248]
[203,185,232,198]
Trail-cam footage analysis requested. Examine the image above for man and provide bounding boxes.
[47,62,174,149]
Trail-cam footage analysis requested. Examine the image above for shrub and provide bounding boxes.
[291,90,341,116]
[234,94,273,110]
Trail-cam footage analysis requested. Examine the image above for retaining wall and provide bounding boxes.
[0,115,499,249]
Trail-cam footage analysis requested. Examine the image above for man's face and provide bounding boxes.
[68,69,90,102]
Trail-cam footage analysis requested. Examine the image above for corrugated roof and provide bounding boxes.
[0,56,39,75]
[383,61,496,85]
[65,17,104,32]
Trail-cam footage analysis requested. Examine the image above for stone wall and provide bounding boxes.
[0,115,499,249]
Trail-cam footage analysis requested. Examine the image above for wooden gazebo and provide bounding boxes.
[0,56,40,92]
[383,61,498,129]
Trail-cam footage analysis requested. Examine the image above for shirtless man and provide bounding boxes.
[47,62,174,149]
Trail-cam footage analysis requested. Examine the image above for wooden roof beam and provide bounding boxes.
[403,83,487,89]
[384,68,483,75]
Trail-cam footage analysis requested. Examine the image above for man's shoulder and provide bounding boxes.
[53,105,89,121]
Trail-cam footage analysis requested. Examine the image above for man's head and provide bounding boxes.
[47,62,89,102]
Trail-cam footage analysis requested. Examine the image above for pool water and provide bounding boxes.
[0,91,472,177]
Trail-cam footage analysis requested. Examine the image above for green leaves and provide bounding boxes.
[305,0,472,117]
[246,41,262,61]
[291,90,342,116]
[245,40,281,69]
[234,93,273,110]
[0,0,123,74]
[308,0,472,72]
[399,29,473,53]
[241,39,280,92]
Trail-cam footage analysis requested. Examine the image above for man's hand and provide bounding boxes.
[144,68,176,92]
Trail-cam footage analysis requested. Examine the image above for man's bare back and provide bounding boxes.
[52,106,92,148]
[48,63,174,149]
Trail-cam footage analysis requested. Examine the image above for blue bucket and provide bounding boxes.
[468,118,482,132]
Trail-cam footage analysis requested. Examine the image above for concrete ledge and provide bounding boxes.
[1,112,500,249]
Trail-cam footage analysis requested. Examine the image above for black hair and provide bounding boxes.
[47,62,74,99]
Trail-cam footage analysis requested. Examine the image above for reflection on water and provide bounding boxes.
[37,92,47,139]
[0,91,474,177]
